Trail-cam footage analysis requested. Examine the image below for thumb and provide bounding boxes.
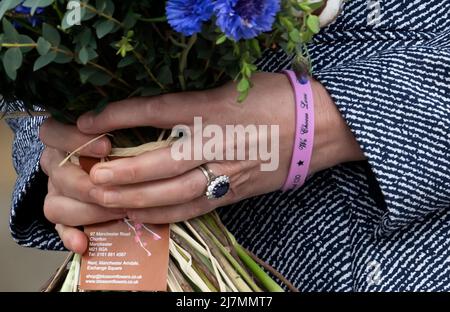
[55,224,88,254]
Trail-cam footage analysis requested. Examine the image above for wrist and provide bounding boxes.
[309,78,365,174]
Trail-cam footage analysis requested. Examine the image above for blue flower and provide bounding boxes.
[14,2,45,27]
[166,0,214,36]
[214,0,280,41]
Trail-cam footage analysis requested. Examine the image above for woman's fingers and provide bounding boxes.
[90,146,204,186]
[89,167,209,209]
[77,92,214,134]
[44,195,126,227]
[89,161,244,211]
[40,148,99,203]
[40,118,111,157]
[127,195,228,224]
[55,224,88,254]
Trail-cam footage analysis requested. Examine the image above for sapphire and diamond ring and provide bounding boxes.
[198,165,230,200]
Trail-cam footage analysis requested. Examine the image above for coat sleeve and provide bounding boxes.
[4,109,64,250]
[310,7,450,235]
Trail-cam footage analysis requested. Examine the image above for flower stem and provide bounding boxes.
[0,43,131,89]
[232,240,285,292]
[79,2,124,27]
[60,253,81,292]
[132,50,166,90]
[139,16,167,23]
[194,219,261,292]
[178,34,197,91]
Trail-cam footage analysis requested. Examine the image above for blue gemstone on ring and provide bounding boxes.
[206,175,230,199]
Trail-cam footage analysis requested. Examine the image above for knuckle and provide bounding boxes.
[74,180,89,198]
[123,164,138,183]
[142,98,163,122]
[101,106,117,126]
[91,189,107,206]
[51,166,65,184]
[40,149,50,173]
[43,196,58,223]
[170,160,185,176]
[38,120,50,143]
[185,177,203,201]
[130,191,147,208]
[188,204,205,220]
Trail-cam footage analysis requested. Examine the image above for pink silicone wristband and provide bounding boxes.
[281,70,315,192]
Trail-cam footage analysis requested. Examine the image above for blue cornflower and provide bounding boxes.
[166,0,214,36]
[14,3,45,27]
[214,0,280,41]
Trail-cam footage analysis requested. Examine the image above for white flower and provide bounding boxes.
[318,0,345,27]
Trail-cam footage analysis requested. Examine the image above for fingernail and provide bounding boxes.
[104,190,120,205]
[90,140,108,156]
[89,188,120,205]
[78,113,94,130]
[94,168,114,184]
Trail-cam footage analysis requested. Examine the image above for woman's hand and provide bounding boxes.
[75,72,363,223]
[41,72,364,253]
[39,119,126,253]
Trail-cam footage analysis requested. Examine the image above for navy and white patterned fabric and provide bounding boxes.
[4,0,450,291]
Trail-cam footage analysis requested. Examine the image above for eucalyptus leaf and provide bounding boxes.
[33,51,57,71]
[0,0,22,20]
[37,37,51,56]
[3,47,22,80]
[95,19,115,39]
[78,46,89,64]
[22,0,54,15]
[43,23,61,47]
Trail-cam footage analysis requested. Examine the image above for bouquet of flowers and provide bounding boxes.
[0,0,334,292]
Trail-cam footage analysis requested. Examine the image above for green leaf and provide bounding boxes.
[78,46,89,64]
[237,78,250,93]
[17,34,35,52]
[306,15,321,34]
[289,29,301,43]
[95,19,115,39]
[96,0,107,13]
[22,0,54,15]
[238,89,249,103]
[117,55,135,68]
[0,0,22,20]
[54,53,72,64]
[303,0,324,12]
[80,7,96,22]
[96,0,114,15]
[43,23,61,46]
[123,11,138,29]
[37,37,51,56]
[157,65,173,85]
[62,5,80,30]
[79,29,92,47]
[299,3,312,13]
[79,67,96,83]
[52,45,73,64]
[279,16,294,32]
[216,35,227,45]
[88,70,112,86]
[300,30,313,43]
[2,18,19,42]
[3,47,22,80]
[79,66,112,86]
[33,51,57,71]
